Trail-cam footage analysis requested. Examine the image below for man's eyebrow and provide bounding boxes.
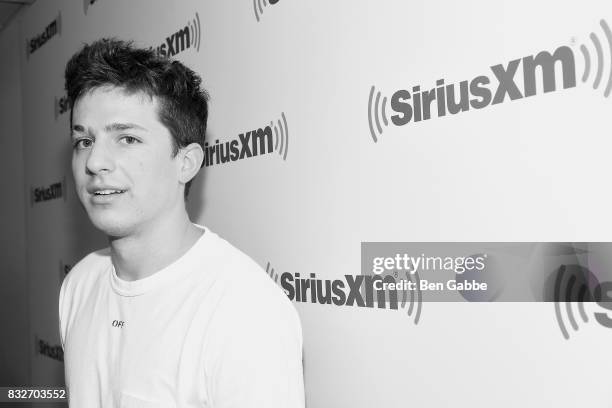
[70,123,148,139]
[70,125,88,139]
[104,122,148,132]
[71,124,86,134]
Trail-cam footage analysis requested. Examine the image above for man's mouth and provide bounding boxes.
[93,189,126,196]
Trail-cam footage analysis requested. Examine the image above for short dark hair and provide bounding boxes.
[64,38,209,199]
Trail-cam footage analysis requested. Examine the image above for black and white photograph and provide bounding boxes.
[0,1,611,407]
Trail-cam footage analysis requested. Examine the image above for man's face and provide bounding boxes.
[71,86,183,237]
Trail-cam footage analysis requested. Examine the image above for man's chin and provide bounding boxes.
[89,215,135,238]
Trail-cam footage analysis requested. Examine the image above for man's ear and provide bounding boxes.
[178,143,204,184]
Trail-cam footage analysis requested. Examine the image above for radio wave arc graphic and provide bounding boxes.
[83,0,94,15]
[265,261,279,283]
[400,271,423,325]
[579,19,612,97]
[254,0,268,22]
[271,112,289,160]
[553,265,592,340]
[57,11,62,37]
[188,12,202,52]
[367,86,389,143]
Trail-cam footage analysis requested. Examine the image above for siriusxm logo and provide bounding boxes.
[54,95,69,120]
[83,0,99,15]
[26,12,61,59]
[553,265,612,340]
[151,12,201,57]
[205,112,289,167]
[30,178,65,206]
[368,19,612,142]
[34,336,63,362]
[59,260,72,283]
[253,0,282,22]
[266,262,423,325]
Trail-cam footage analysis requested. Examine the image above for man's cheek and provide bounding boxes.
[139,163,174,199]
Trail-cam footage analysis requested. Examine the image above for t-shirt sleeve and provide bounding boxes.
[207,294,305,408]
[58,275,68,351]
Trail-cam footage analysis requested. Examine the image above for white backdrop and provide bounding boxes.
[18,0,612,406]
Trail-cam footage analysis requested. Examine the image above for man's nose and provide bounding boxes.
[85,141,115,175]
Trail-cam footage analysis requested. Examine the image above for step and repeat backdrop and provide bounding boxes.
[20,0,612,406]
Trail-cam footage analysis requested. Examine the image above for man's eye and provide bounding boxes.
[121,136,139,144]
[73,139,92,149]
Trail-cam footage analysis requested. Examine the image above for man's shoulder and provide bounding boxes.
[202,231,283,297]
[198,229,264,281]
[199,230,299,327]
[61,247,111,294]
[59,247,112,336]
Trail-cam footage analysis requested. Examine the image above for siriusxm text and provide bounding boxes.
[28,16,59,55]
[152,26,193,56]
[391,46,576,125]
[281,273,407,309]
[32,182,62,203]
[204,126,273,167]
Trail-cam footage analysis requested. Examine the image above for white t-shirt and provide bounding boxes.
[59,224,305,408]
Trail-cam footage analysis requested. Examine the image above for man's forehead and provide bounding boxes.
[71,86,162,132]
[72,122,148,133]
[76,85,157,106]
[72,86,160,122]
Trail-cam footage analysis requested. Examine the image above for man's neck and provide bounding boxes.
[109,211,203,282]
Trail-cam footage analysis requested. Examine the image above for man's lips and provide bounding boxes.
[92,189,126,196]
[86,185,128,195]
[88,189,127,204]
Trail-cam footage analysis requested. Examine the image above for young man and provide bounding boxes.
[58,38,305,408]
